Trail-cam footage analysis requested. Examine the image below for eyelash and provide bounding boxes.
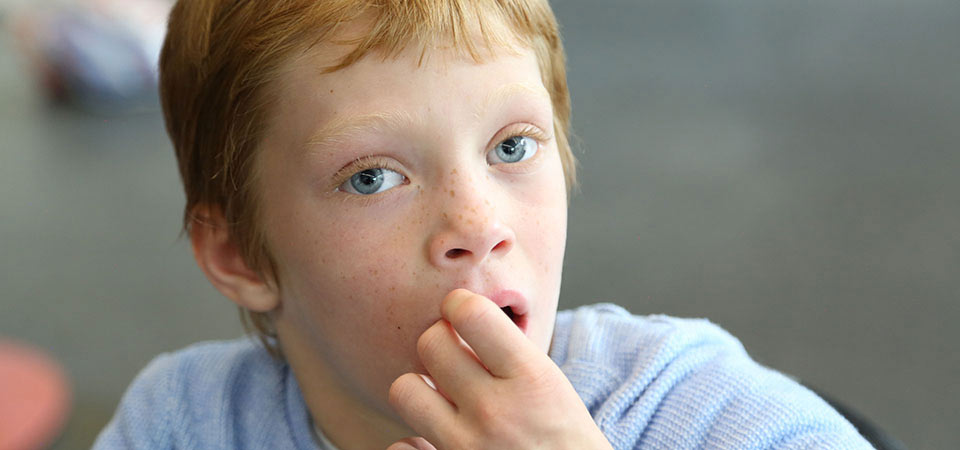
[330,123,553,197]
[331,155,406,191]
[506,124,552,148]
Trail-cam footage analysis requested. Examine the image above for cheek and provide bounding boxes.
[518,157,568,271]
[272,199,435,340]
[286,220,412,303]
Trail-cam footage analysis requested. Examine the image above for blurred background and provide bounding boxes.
[0,0,956,448]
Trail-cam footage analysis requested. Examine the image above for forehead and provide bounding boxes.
[263,32,550,151]
[284,41,542,102]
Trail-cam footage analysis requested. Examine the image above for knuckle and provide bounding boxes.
[473,398,501,424]
[470,398,521,443]
[524,360,560,385]
[517,356,550,378]
[471,386,509,425]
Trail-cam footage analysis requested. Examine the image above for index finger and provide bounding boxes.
[440,289,543,378]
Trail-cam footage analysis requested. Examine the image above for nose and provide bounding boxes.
[427,183,516,269]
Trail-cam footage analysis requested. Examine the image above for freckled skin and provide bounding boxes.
[255,42,567,448]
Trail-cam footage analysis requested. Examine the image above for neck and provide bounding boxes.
[277,322,414,450]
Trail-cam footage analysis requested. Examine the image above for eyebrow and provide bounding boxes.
[305,110,422,149]
[304,82,552,151]
[473,82,552,121]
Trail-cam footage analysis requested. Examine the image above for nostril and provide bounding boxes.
[492,240,509,252]
[445,248,469,259]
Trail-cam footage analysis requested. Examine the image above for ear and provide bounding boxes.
[189,205,280,313]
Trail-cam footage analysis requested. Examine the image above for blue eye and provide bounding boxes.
[488,136,538,164]
[339,167,406,195]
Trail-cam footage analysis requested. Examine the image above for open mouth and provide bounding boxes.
[500,306,527,332]
[489,289,530,335]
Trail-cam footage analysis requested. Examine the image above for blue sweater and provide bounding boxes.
[93,304,872,449]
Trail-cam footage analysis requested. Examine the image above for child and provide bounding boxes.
[94,1,872,448]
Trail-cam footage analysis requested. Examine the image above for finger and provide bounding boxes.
[386,437,437,450]
[441,289,543,378]
[388,373,457,444]
[417,319,490,400]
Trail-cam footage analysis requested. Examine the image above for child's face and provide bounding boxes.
[257,38,568,417]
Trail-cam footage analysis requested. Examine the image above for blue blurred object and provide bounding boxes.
[12,0,171,112]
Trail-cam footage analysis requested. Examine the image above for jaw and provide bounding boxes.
[273,313,417,449]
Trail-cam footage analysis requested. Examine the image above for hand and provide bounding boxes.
[387,289,612,450]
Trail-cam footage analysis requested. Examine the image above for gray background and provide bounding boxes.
[1,1,957,448]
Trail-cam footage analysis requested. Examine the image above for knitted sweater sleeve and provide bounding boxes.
[550,304,874,450]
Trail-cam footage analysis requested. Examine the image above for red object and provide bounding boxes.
[0,341,71,450]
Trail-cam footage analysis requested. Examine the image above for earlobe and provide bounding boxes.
[189,205,280,313]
